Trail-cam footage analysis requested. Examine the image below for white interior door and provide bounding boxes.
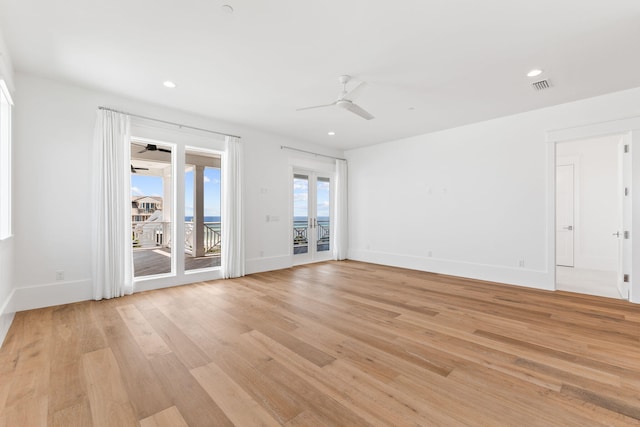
[617,138,631,298]
[292,170,332,265]
[556,164,575,267]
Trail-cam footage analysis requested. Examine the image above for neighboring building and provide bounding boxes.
[131,196,162,223]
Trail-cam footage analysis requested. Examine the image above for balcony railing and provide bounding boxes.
[132,221,221,256]
[293,220,330,253]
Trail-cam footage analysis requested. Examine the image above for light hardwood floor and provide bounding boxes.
[1,260,640,426]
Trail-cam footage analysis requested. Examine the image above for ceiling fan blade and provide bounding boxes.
[158,148,172,153]
[138,148,148,153]
[296,101,337,111]
[342,102,375,120]
[343,82,367,102]
[131,165,149,173]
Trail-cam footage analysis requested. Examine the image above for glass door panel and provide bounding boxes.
[131,140,174,278]
[316,177,331,253]
[184,148,222,272]
[293,174,310,256]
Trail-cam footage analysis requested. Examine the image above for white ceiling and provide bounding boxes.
[1,0,640,150]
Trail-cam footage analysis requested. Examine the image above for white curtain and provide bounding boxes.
[333,159,348,260]
[221,136,245,278]
[91,110,134,300]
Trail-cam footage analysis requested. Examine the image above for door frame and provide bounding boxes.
[289,163,335,266]
[546,116,640,302]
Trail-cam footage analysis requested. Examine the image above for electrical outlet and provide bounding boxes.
[56,270,64,281]
[518,260,525,268]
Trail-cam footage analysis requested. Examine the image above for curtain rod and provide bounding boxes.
[281,145,346,161]
[98,106,241,139]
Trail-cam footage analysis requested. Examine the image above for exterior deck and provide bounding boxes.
[133,248,221,277]
[132,221,222,277]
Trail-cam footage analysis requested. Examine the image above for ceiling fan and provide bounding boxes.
[297,75,375,120]
[136,143,171,154]
[131,165,149,174]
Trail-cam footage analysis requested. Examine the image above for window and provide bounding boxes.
[0,80,12,240]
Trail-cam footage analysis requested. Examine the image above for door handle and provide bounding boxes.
[314,218,317,228]
[613,231,620,237]
[563,226,573,231]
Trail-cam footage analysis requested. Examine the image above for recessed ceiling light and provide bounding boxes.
[221,4,234,14]
[328,131,336,136]
[163,81,177,88]
[527,69,543,77]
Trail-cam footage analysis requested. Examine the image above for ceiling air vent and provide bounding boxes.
[532,79,551,91]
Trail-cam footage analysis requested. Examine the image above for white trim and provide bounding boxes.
[0,80,13,105]
[134,269,223,293]
[8,272,230,314]
[348,249,553,290]
[12,280,93,312]
[0,288,15,346]
[546,116,640,143]
[245,255,292,275]
[0,79,13,241]
[632,130,640,303]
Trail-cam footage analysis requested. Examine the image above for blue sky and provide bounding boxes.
[293,176,330,218]
[131,167,221,218]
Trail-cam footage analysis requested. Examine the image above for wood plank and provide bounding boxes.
[52,399,93,427]
[116,304,172,359]
[2,395,48,427]
[139,406,189,427]
[133,299,211,370]
[82,348,138,427]
[191,361,282,427]
[148,353,234,427]
[204,342,305,424]
[95,298,174,420]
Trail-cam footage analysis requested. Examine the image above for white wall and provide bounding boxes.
[0,25,14,345]
[557,135,621,271]
[9,72,342,311]
[346,86,640,298]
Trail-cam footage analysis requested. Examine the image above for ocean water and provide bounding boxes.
[184,216,329,223]
[185,216,221,222]
[294,216,330,223]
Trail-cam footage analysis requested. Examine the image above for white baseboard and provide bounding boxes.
[0,288,16,347]
[245,255,292,275]
[12,279,94,312]
[134,269,223,293]
[348,249,554,291]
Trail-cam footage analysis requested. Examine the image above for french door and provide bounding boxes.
[292,170,332,264]
[130,137,223,283]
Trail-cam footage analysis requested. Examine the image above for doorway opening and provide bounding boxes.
[130,140,223,279]
[292,170,332,264]
[555,134,627,299]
